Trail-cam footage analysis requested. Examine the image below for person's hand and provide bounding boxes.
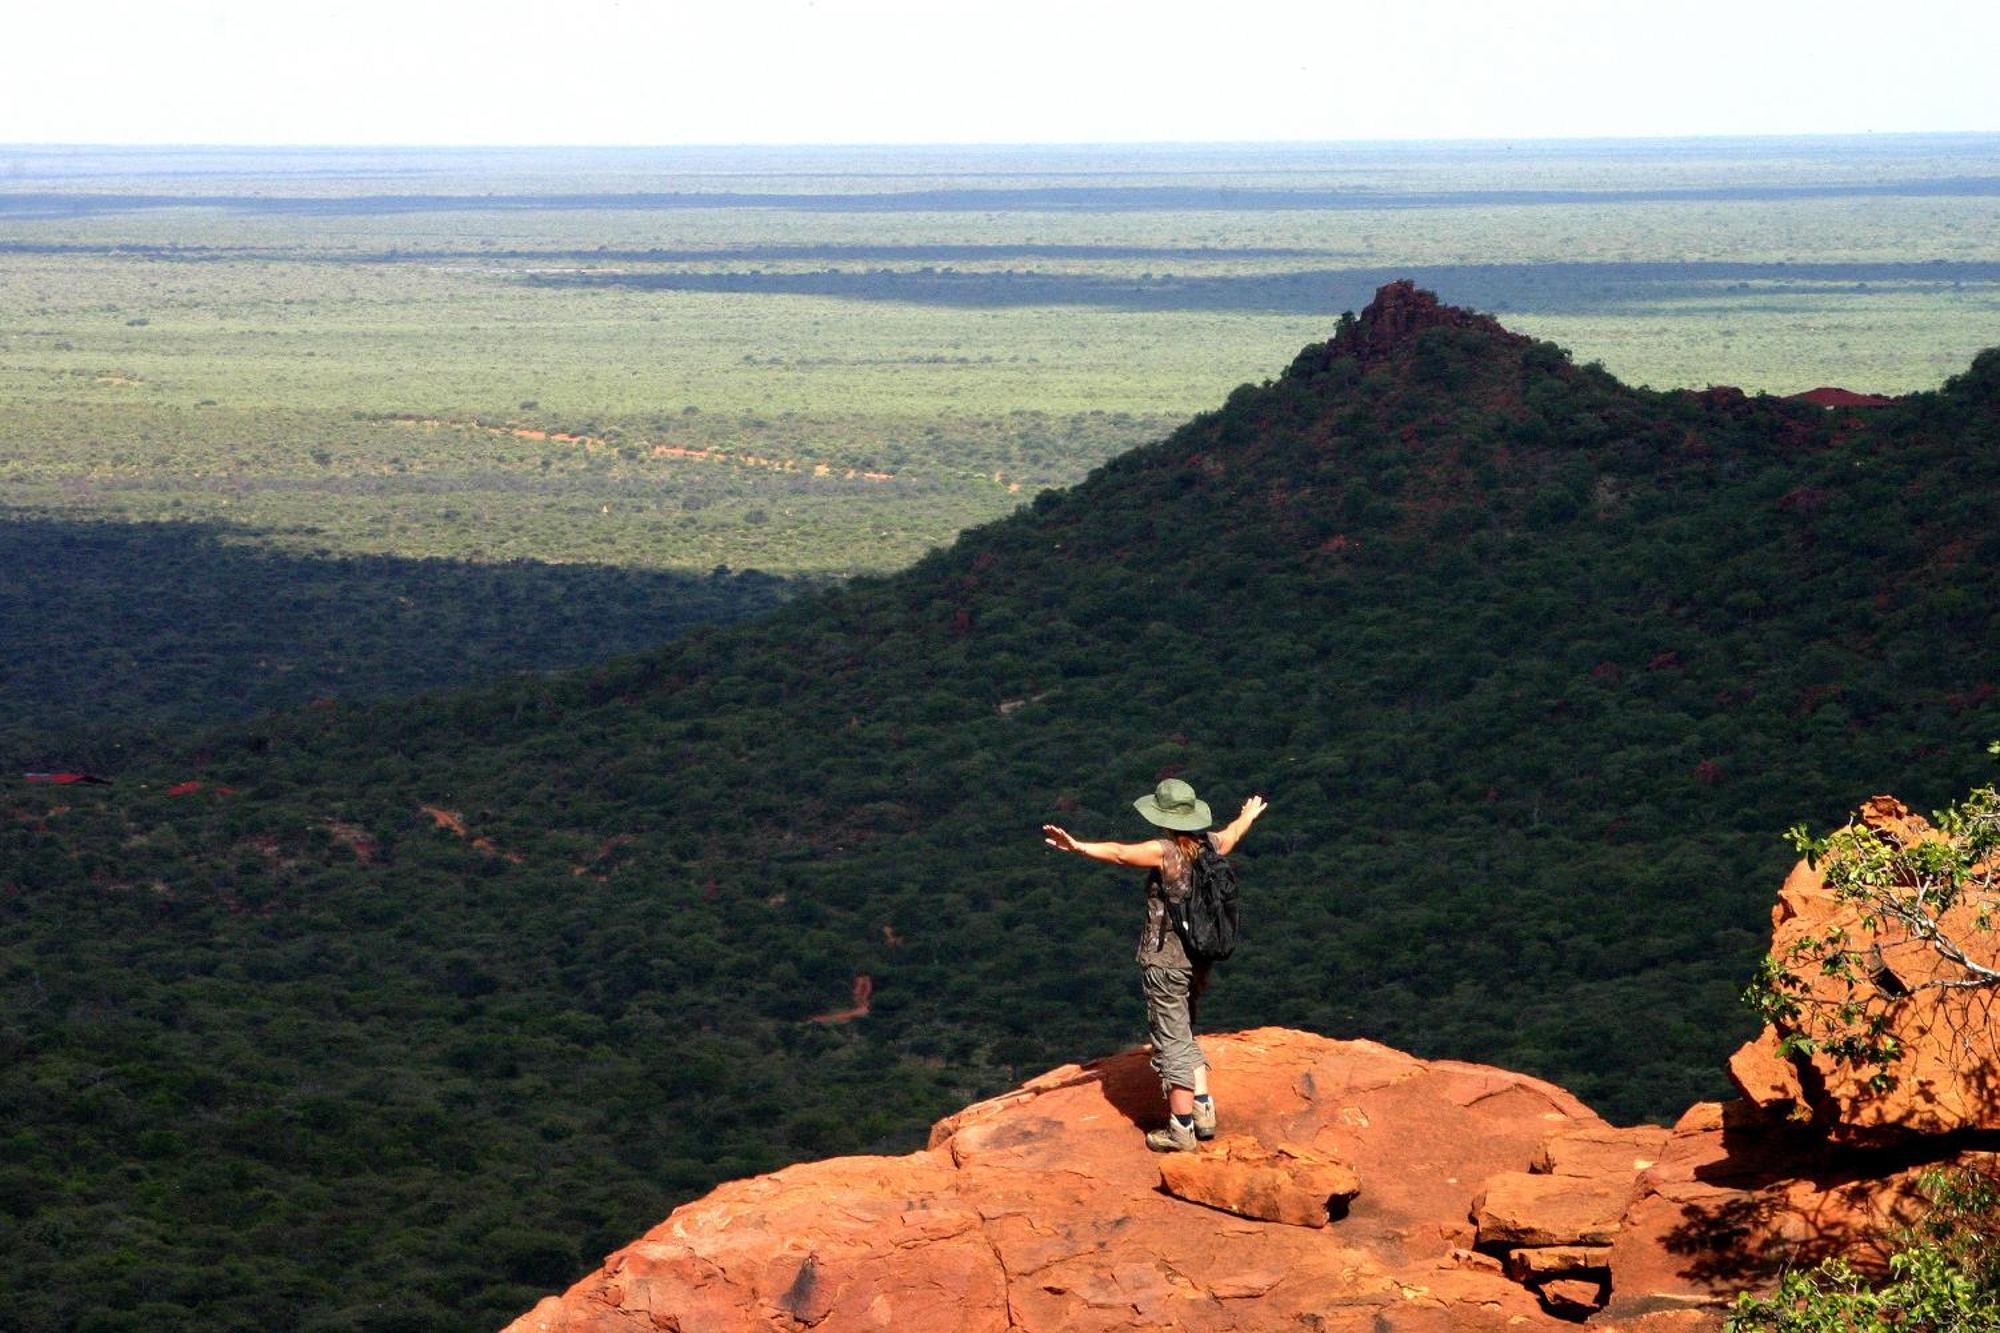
[1042,824,1080,853]
[1241,795,1268,823]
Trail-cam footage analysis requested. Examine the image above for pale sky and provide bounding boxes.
[6,0,1996,145]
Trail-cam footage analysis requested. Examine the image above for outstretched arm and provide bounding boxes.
[1042,825,1166,867]
[1211,795,1268,856]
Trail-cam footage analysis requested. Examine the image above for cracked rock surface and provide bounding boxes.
[505,1029,1662,1332]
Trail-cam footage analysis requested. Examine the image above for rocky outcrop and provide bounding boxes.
[1727,797,2000,1143]
[507,1028,2000,1333]
[1600,792,1998,1321]
[1599,1100,1995,1323]
[1475,1171,1629,1248]
[1467,1124,1670,1318]
[508,1030,1649,1332]
[1285,279,1532,376]
[1535,1124,1671,1179]
[509,795,1998,1332]
[1600,795,1998,1321]
[1786,387,1898,408]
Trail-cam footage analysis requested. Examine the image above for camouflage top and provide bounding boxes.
[1135,834,1208,968]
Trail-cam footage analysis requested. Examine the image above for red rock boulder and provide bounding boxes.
[1601,1103,1991,1322]
[1473,1172,1628,1248]
[1730,797,2000,1143]
[1157,1133,1360,1228]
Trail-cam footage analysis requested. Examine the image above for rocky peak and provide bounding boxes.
[1286,280,1529,378]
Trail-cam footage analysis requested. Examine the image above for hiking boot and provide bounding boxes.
[1145,1116,1198,1153]
[1192,1098,1216,1141]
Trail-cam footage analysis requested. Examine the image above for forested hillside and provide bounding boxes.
[5,285,1996,1330]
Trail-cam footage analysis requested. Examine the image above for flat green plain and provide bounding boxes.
[3,138,1997,575]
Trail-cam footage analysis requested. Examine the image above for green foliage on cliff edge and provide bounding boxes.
[4,289,1999,1329]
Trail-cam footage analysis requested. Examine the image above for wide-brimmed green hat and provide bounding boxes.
[1133,778,1212,831]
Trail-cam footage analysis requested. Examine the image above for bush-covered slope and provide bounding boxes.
[5,284,1997,1330]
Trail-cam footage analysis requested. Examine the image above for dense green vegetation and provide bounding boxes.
[4,289,1996,1329]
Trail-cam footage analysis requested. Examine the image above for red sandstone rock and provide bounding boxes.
[1725,1030,1804,1114]
[1536,1276,1607,1315]
[1533,1123,1671,1178]
[1473,1171,1629,1247]
[1157,1133,1359,1228]
[1597,1314,1725,1333]
[506,1030,1603,1332]
[1599,1114,1992,1322]
[1747,796,2000,1142]
[1672,1101,1725,1134]
[1451,1246,1504,1274]
[1503,1245,1611,1280]
[507,799,1994,1333]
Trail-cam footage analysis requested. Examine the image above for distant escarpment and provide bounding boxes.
[8,285,1998,1328]
[510,828,1997,1331]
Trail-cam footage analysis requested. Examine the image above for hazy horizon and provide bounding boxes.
[7,0,1995,146]
[9,129,1998,148]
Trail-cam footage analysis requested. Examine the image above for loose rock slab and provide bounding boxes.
[1534,1123,1671,1178]
[1157,1133,1360,1227]
[1473,1171,1629,1247]
[1538,1276,1609,1316]
[1505,1245,1612,1280]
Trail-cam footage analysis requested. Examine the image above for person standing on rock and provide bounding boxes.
[1042,779,1267,1152]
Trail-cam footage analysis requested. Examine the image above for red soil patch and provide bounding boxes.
[472,836,525,864]
[323,819,379,864]
[809,975,874,1024]
[420,805,522,862]
[420,805,469,836]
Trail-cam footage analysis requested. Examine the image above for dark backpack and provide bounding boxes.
[1170,836,1240,964]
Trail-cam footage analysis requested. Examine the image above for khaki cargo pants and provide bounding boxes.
[1141,963,1210,1091]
